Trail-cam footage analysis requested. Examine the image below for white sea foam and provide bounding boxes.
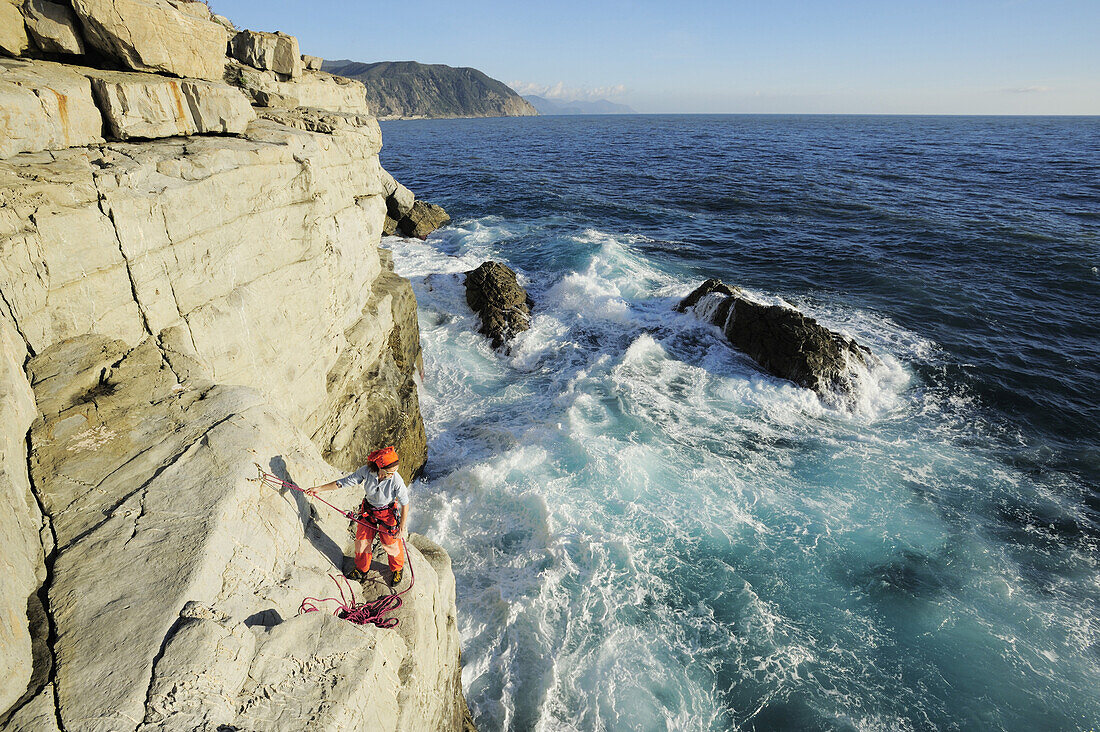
[390,223,1100,731]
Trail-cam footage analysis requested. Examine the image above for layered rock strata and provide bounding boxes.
[70,0,229,80]
[464,261,534,348]
[14,335,466,731]
[229,29,302,79]
[225,61,370,115]
[678,278,874,394]
[0,59,106,157]
[0,4,470,724]
[0,111,465,726]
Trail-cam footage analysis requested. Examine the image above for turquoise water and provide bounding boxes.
[382,116,1099,731]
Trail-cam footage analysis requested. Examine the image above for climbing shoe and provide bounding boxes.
[390,568,403,587]
[346,568,368,583]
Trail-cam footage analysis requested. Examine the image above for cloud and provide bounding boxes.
[1002,86,1052,94]
[508,81,627,101]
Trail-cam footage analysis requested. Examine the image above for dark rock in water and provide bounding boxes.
[464,261,534,348]
[677,278,872,394]
[398,199,451,240]
[378,169,449,239]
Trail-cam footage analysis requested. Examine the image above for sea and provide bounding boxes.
[377,115,1099,732]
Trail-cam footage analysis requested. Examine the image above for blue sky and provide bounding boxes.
[214,0,1100,114]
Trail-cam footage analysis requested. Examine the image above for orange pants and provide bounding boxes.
[355,522,405,573]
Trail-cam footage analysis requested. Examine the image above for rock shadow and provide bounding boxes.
[268,455,345,570]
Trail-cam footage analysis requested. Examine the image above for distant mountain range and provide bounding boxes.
[522,95,636,115]
[322,60,537,120]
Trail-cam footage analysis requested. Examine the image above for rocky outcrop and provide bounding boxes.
[678,279,873,394]
[0,0,474,725]
[0,59,105,157]
[22,0,85,55]
[1,107,463,729]
[302,54,323,71]
[379,170,451,240]
[226,61,369,114]
[70,0,228,80]
[399,200,451,240]
[323,59,538,120]
[86,68,255,138]
[229,29,302,80]
[16,334,463,731]
[0,109,425,474]
[464,261,533,348]
[0,0,31,56]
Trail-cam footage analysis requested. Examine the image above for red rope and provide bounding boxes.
[254,464,416,628]
[299,574,403,629]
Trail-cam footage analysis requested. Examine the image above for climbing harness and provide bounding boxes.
[353,499,401,537]
[252,464,416,628]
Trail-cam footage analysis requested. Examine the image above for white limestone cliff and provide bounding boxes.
[0,0,468,729]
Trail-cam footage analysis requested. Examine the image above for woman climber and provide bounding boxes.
[306,446,410,586]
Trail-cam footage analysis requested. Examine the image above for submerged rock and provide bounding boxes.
[464,261,533,349]
[678,278,873,394]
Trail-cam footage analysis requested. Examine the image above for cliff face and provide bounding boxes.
[0,1,466,729]
[323,60,538,120]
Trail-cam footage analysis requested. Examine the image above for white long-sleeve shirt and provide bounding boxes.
[336,465,410,508]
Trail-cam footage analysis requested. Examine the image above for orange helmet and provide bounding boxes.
[367,446,399,470]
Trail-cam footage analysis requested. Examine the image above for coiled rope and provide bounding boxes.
[253,464,415,628]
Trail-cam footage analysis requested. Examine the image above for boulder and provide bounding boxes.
[22,0,85,55]
[229,29,302,79]
[383,174,415,220]
[0,0,30,56]
[226,61,370,114]
[464,261,533,348]
[69,0,228,80]
[398,199,451,240]
[85,68,255,139]
[302,54,323,71]
[0,58,104,157]
[677,278,873,394]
